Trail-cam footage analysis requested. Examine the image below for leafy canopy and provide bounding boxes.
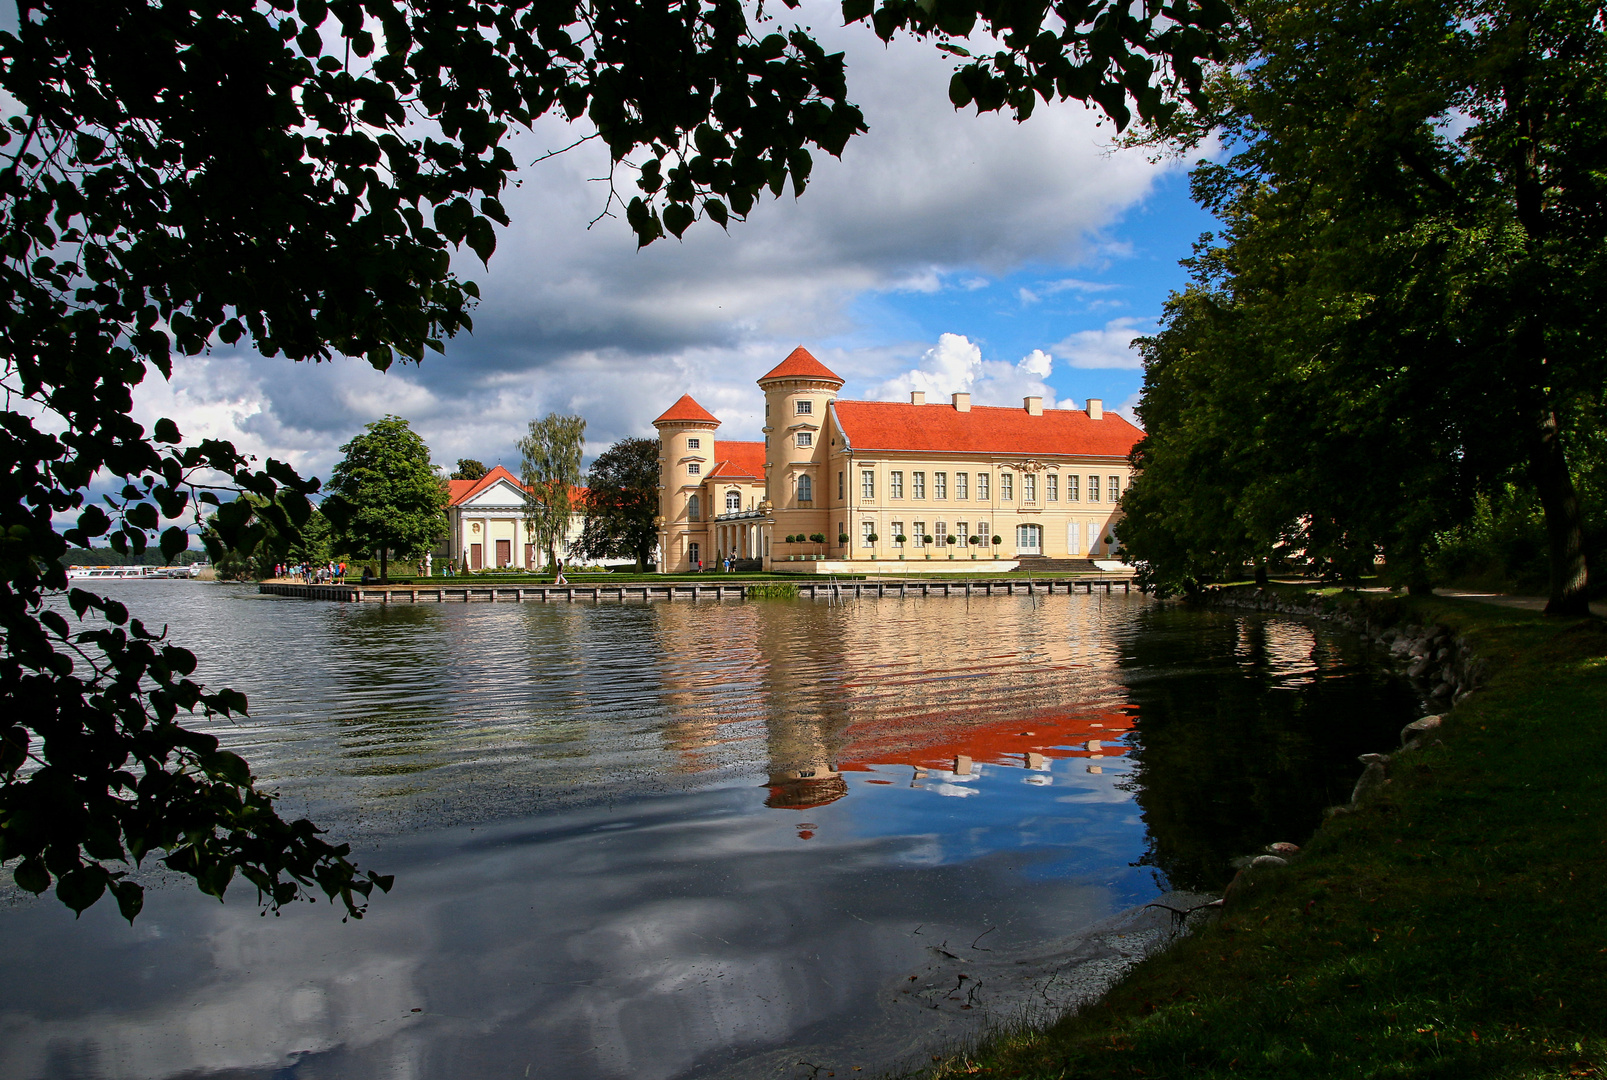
[519,413,587,568]
[575,437,660,570]
[1122,0,1607,610]
[325,416,449,580]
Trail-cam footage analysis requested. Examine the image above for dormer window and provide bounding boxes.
[796,400,813,415]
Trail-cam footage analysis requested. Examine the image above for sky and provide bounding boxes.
[125,2,1221,488]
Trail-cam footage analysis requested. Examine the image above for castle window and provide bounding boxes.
[861,470,874,499]
[913,522,926,546]
[1016,524,1042,552]
[688,495,701,521]
[796,432,813,449]
[913,471,926,499]
[1109,476,1121,500]
[934,472,947,499]
[1088,475,1100,502]
[978,520,990,544]
[687,438,700,449]
[1001,473,1014,500]
[796,400,812,415]
[891,521,904,546]
[688,463,700,475]
[977,473,989,500]
[955,473,968,500]
[797,474,813,502]
[838,471,844,500]
[1046,474,1058,501]
[957,521,969,546]
[934,522,948,547]
[890,471,904,498]
[862,521,875,547]
[1067,475,1079,501]
[726,491,741,512]
[1023,474,1036,502]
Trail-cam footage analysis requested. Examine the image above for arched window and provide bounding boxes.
[687,495,700,521]
[726,490,741,513]
[797,474,813,503]
[1016,523,1042,553]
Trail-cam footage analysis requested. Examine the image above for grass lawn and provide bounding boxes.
[922,589,1607,1079]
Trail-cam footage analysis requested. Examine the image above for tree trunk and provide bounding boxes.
[380,546,389,585]
[1529,410,1590,616]
[1254,561,1268,587]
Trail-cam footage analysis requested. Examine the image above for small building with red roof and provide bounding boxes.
[444,465,595,571]
[653,347,1142,573]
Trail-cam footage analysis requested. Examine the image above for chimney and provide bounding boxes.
[910,390,926,405]
[952,392,971,412]
[1024,395,1043,416]
[1086,398,1103,421]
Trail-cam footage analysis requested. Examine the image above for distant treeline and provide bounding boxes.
[61,548,210,567]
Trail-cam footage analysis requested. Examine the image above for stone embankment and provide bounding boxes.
[1199,585,1485,904]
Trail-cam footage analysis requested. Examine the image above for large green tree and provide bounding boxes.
[449,459,489,482]
[1124,0,1607,612]
[575,436,660,570]
[0,0,1230,922]
[519,413,586,569]
[325,417,448,583]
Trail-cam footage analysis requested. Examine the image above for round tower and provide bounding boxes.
[758,347,844,560]
[652,394,721,573]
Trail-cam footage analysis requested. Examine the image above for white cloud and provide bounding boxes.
[870,333,1057,407]
[1051,317,1155,370]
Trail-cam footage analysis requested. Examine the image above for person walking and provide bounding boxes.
[553,558,568,586]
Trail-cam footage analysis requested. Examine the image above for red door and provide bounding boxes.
[470,543,482,570]
[496,539,511,567]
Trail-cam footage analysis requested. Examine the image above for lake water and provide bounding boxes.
[0,583,1419,1079]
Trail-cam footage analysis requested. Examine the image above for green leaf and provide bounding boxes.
[202,750,253,786]
[467,216,496,265]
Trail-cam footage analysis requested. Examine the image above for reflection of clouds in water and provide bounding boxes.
[0,792,1141,1080]
[928,782,980,798]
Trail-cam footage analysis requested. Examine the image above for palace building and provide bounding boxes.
[653,347,1143,574]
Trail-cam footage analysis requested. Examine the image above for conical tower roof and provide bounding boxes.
[758,347,843,385]
[653,393,720,426]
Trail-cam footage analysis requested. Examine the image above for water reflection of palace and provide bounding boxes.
[645,592,1142,815]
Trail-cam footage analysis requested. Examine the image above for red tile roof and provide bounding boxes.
[448,465,524,506]
[833,400,1141,458]
[706,440,765,479]
[653,393,721,426]
[448,466,587,507]
[758,346,843,385]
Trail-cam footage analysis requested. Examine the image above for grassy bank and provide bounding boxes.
[925,589,1607,1079]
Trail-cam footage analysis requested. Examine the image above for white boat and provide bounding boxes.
[66,566,150,580]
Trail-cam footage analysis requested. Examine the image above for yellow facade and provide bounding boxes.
[655,350,1138,573]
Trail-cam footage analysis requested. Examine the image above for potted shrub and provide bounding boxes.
[969,535,981,559]
[894,533,907,560]
[991,534,1002,557]
[867,532,879,560]
[922,534,934,559]
[945,534,957,559]
[838,533,849,547]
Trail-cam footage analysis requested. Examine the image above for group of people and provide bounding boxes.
[276,561,346,583]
